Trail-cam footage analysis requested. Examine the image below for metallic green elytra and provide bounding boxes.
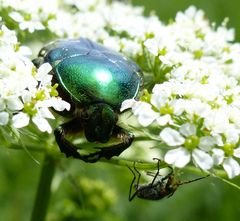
[34,38,143,163]
[38,38,142,108]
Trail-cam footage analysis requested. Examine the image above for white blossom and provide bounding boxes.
[161,124,214,170]
[0,24,70,133]
[1,0,240,178]
[9,12,45,33]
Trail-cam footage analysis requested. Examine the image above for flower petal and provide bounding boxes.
[35,63,52,82]
[32,116,52,133]
[9,12,24,22]
[179,123,196,137]
[223,157,240,179]
[212,148,224,165]
[38,107,55,119]
[0,112,9,125]
[199,136,216,151]
[160,127,185,146]
[12,112,29,128]
[7,97,23,111]
[120,99,137,112]
[137,110,159,127]
[51,98,71,112]
[129,101,159,127]
[164,147,190,168]
[0,100,6,111]
[192,149,213,170]
[156,114,172,126]
[233,147,240,158]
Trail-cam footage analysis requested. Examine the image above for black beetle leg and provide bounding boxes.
[55,123,134,163]
[128,162,141,201]
[80,126,134,163]
[150,158,161,186]
[54,118,83,160]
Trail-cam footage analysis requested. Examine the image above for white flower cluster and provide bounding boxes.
[1,0,59,33]
[0,22,70,133]
[1,0,240,178]
[0,0,159,54]
[122,7,240,179]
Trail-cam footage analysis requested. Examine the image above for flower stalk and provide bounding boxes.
[30,153,57,221]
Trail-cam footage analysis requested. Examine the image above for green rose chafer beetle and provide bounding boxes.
[33,38,143,163]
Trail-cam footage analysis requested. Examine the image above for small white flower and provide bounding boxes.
[121,99,159,127]
[151,83,172,108]
[0,25,17,45]
[212,146,240,178]
[41,97,71,112]
[121,38,141,56]
[161,124,214,170]
[144,38,159,56]
[9,12,45,33]
[52,98,71,112]
[132,102,159,127]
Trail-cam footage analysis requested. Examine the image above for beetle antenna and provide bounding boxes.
[178,175,210,186]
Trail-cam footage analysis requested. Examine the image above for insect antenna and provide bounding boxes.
[178,175,210,186]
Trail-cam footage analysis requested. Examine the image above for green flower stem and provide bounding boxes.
[182,166,227,178]
[102,157,169,170]
[9,144,47,152]
[30,153,57,221]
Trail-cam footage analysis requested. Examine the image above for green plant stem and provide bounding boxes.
[30,153,57,221]
[102,157,169,170]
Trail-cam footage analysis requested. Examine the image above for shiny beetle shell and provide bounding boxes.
[38,38,143,109]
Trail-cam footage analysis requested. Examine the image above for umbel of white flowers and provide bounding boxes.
[1,0,240,178]
[0,23,70,133]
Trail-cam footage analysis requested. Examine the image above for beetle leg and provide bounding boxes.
[54,118,83,160]
[55,123,134,163]
[79,126,134,163]
[150,158,161,186]
[128,162,141,201]
[133,162,141,189]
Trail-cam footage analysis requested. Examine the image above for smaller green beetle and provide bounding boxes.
[33,38,143,163]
